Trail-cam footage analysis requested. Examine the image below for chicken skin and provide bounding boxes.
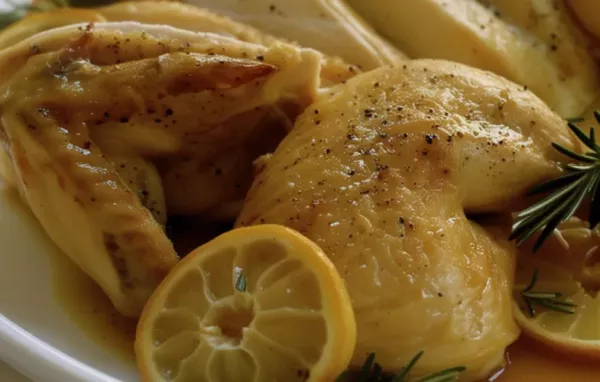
[0,2,360,87]
[0,22,323,316]
[237,60,582,379]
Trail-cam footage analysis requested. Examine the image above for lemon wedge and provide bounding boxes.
[135,224,356,382]
[513,220,600,359]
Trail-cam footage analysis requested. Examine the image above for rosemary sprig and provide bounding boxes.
[509,113,600,251]
[336,351,466,382]
[234,272,247,292]
[520,269,577,317]
[0,0,70,29]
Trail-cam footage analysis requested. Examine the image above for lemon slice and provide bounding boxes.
[513,222,600,359]
[135,224,356,382]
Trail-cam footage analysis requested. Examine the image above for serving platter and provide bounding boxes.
[0,181,136,382]
[1,0,600,381]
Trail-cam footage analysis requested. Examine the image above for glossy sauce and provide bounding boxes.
[52,251,600,381]
[50,248,136,363]
[3,188,598,381]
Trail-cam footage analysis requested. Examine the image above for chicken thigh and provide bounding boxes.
[236,60,582,379]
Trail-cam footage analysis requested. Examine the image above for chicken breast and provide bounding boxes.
[568,0,600,42]
[236,60,582,380]
[0,22,323,316]
[346,0,599,118]
[185,0,406,69]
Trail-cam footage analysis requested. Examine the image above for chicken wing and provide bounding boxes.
[0,22,323,316]
[0,2,360,87]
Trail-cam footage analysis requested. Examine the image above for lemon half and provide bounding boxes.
[514,220,600,359]
[135,224,356,382]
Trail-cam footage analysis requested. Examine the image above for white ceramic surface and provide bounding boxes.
[0,0,132,379]
[0,361,32,381]
[0,182,137,382]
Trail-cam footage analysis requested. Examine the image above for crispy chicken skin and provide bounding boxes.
[0,22,323,316]
[236,60,582,379]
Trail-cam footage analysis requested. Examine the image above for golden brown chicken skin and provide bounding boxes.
[0,22,323,316]
[236,60,582,380]
[0,2,359,87]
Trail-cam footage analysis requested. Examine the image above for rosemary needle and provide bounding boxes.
[510,113,600,251]
[520,269,577,317]
[234,272,247,292]
[566,116,585,124]
[336,351,466,382]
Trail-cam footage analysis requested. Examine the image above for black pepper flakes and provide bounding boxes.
[364,108,375,118]
[256,55,264,61]
[425,134,437,144]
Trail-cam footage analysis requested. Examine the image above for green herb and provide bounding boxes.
[566,116,585,124]
[520,269,576,317]
[235,272,247,292]
[0,0,70,29]
[509,113,600,251]
[336,351,465,382]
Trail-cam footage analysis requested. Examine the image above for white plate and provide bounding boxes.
[0,0,135,375]
[0,182,137,382]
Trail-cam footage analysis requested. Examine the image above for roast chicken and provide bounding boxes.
[0,21,326,316]
[347,0,600,118]
[236,60,582,379]
[0,1,595,379]
[0,2,361,87]
[188,0,406,69]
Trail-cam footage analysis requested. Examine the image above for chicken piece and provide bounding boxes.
[236,60,583,380]
[0,22,323,316]
[568,0,600,42]
[187,0,406,69]
[0,9,107,50]
[346,0,600,118]
[160,108,289,218]
[0,2,360,86]
[100,1,363,86]
[107,154,167,226]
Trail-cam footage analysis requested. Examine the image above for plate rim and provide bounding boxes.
[0,315,121,382]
